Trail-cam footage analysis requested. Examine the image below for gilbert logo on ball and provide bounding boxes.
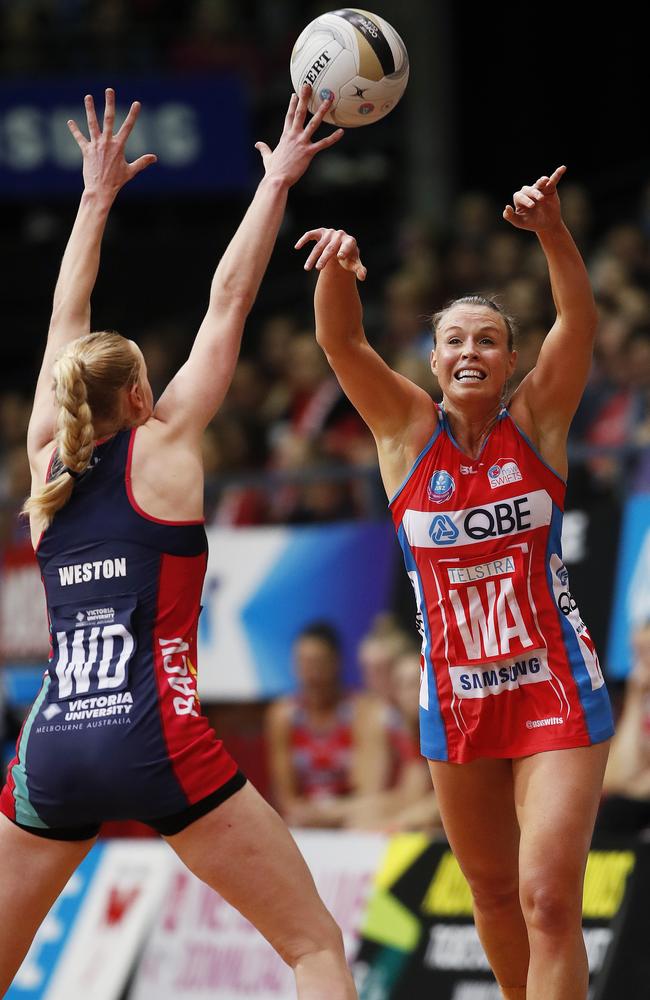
[290,9,409,127]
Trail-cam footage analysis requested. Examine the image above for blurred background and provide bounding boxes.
[1,3,649,996]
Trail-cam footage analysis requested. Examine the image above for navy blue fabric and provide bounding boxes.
[20,430,209,827]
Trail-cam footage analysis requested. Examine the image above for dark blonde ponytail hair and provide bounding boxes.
[24,331,141,527]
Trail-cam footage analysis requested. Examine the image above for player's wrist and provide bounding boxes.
[536,218,569,241]
[80,187,117,211]
[259,172,292,194]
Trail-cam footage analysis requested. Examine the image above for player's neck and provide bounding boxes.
[442,398,503,459]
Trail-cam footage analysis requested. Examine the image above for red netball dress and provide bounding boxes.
[389,405,614,764]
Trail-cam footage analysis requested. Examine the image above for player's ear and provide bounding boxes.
[431,348,438,375]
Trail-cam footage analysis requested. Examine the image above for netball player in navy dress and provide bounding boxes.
[0,88,355,999]
[296,168,613,1000]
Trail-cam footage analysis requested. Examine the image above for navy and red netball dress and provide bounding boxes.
[0,429,244,838]
[389,404,614,764]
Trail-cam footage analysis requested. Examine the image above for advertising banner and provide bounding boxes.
[7,841,170,1000]
[0,77,251,197]
[0,539,48,660]
[353,834,649,999]
[6,831,648,999]
[606,494,650,678]
[561,498,621,664]
[130,830,387,1000]
[197,522,398,700]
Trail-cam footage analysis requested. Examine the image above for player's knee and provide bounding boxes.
[467,872,520,917]
[520,878,581,936]
[276,912,345,969]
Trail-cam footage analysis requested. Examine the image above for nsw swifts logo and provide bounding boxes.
[427,470,455,504]
[487,458,523,489]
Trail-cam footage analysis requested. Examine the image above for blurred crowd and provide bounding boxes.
[2,175,650,541]
[266,616,439,834]
[0,0,323,80]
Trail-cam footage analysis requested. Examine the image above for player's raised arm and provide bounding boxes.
[153,85,343,438]
[505,166,598,443]
[27,88,156,463]
[296,227,435,449]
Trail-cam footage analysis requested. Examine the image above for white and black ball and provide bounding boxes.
[290,9,409,127]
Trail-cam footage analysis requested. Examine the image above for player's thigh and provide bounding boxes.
[0,814,95,994]
[428,757,520,904]
[514,742,610,926]
[164,781,343,964]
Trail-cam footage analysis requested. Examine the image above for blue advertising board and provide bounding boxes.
[0,77,252,197]
[606,494,650,678]
[198,521,399,700]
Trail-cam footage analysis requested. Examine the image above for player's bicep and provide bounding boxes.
[323,338,433,442]
[515,317,594,434]
[27,316,92,456]
[27,356,61,458]
[153,304,246,432]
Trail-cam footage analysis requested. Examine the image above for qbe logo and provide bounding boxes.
[429,515,459,545]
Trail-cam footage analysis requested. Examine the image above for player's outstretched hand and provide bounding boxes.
[503,165,566,233]
[295,227,367,281]
[67,87,157,197]
[255,84,344,187]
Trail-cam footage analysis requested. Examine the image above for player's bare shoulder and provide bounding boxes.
[375,393,439,500]
[129,417,205,521]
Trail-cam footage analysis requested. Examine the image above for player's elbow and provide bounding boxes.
[208,291,253,326]
[315,321,363,358]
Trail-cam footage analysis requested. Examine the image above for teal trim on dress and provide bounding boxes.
[11,675,50,828]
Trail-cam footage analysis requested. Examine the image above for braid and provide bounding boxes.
[23,353,97,527]
[54,355,95,476]
[24,330,142,530]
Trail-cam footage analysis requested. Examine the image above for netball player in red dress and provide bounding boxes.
[296,166,613,1000]
[0,87,356,999]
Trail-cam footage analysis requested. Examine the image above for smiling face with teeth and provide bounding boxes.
[431,303,517,410]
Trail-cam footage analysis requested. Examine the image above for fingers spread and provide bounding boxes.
[293,83,311,129]
[284,93,299,130]
[129,153,157,177]
[67,118,87,148]
[116,100,141,142]
[337,234,358,259]
[311,128,344,153]
[84,94,100,139]
[294,229,324,250]
[338,234,366,281]
[103,87,116,136]
[305,93,333,134]
[304,230,334,270]
[316,231,344,269]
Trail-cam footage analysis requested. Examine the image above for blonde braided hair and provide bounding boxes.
[24,331,141,527]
